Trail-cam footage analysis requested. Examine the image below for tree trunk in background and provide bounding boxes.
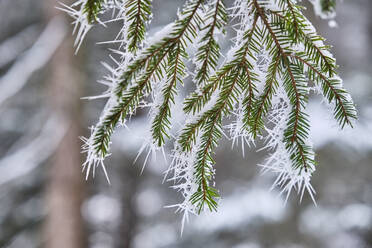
[115,164,141,248]
[43,0,86,247]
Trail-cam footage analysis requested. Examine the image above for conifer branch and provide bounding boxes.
[91,0,205,159]
[152,43,187,146]
[194,0,227,85]
[249,54,280,137]
[320,0,336,13]
[180,10,260,210]
[271,8,336,75]
[289,54,356,127]
[126,0,152,52]
[83,0,104,23]
[190,66,243,212]
[62,0,357,223]
[253,0,316,172]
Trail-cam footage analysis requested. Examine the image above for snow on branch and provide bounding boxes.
[62,0,357,227]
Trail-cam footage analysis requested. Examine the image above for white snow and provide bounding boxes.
[0,25,39,68]
[0,17,67,106]
[0,115,66,186]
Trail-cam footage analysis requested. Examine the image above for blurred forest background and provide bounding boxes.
[0,0,371,247]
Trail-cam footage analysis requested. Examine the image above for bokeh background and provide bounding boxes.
[0,0,371,247]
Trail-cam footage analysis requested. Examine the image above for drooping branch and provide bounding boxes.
[61,0,357,220]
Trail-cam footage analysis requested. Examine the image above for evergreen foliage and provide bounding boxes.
[62,0,357,225]
[83,0,104,23]
[320,0,336,13]
[125,0,152,52]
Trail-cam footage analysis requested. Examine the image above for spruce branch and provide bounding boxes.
[91,0,205,159]
[320,0,336,13]
[61,0,358,224]
[152,43,187,146]
[289,54,356,127]
[194,0,227,85]
[180,12,260,210]
[125,0,152,52]
[83,0,104,23]
[249,54,280,138]
[189,66,244,212]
